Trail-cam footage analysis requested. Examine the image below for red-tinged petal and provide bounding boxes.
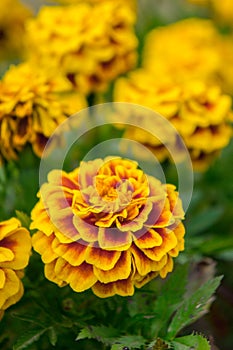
[51,208,80,241]
[133,229,163,249]
[142,230,178,261]
[73,215,98,242]
[0,218,20,240]
[160,255,174,278]
[0,228,31,269]
[52,238,87,266]
[54,258,97,292]
[98,227,132,251]
[131,244,167,276]
[48,169,79,190]
[44,260,67,287]
[69,263,97,292]
[85,245,121,270]
[93,251,131,283]
[117,201,153,232]
[32,232,58,263]
[92,278,134,298]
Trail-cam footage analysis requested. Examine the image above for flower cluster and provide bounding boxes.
[114,70,233,170]
[31,157,185,297]
[0,0,31,61]
[25,1,138,95]
[0,63,86,163]
[0,218,31,319]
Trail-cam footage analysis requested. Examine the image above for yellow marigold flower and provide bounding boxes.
[25,2,138,95]
[0,217,31,319]
[114,70,233,170]
[143,18,221,84]
[0,62,86,163]
[31,157,185,298]
[0,0,32,61]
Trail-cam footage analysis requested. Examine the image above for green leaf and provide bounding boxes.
[15,210,31,229]
[167,276,223,339]
[150,264,188,337]
[13,327,48,350]
[76,325,120,345]
[172,334,210,350]
[111,335,146,349]
[48,327,57,346]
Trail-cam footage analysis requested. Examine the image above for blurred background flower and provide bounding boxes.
[25,1,138,95]
[0,62,86,163]
[0,0,32,65]
[114,71,233,170]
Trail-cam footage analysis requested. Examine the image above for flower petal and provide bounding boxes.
[32,232,58,263]
[0,228,31,269]
[92,278,134,298]
[73,215,98,243]
[133,229,163,249]
[142,229,177,261]
[98,227,132,251]
[85,245,121,270]
[93,251,131,283]
[52,238,88,266]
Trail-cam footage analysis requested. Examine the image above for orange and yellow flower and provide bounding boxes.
[0,62,86,163]
[31,157,185,298]
[25,2,138,95]
[0,218,31,319]
[0,0,32,61]
[114,70,233,170]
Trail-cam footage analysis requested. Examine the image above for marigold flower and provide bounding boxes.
[0,63,86,163]
[31,157,185,298]
[143,18,221,84]
[0,217,31,319]
[25,2,138,95]
[114,70,233,170]
[0,0,32,61]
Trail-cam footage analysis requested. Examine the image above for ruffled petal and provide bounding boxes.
[85,245,121,270]
[98,227,132,251]
[142,229,177,261]
[93,251,131,283]
[92,278,134,298]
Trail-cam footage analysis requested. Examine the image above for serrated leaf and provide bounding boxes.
[15,210,31,229]
[76,325,120,345]
[150,264,188,337]
[172,334,210,350]
[167,276,223,339]
[13,327,48,350]
[112,335,146,349]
